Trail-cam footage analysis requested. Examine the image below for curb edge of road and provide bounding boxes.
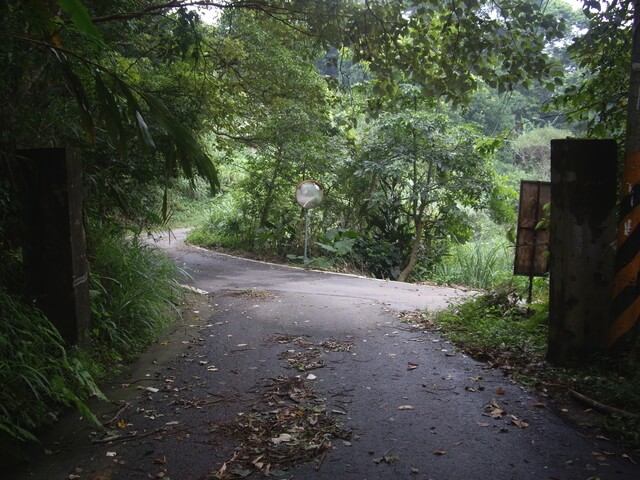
[186,243,398,283]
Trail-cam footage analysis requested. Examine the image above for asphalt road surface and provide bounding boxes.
[10,229,640,480]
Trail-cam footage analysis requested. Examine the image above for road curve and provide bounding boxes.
[153,228,471,312]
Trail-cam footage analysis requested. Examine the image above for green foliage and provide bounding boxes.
[553,0,631,143]
[352,104,497,280]
[187,188,265,252]
[431,285,548,366]
[317,228,357,257]
[295,228,360,270]
[163,178,218,228]
[337,0,566,102]
[353,235,404,279]
[88,224,182,362]
[0,288,104,458]
[432,240,513,289]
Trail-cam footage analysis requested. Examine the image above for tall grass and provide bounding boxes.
[0,288,104,460]
[432,239,513,289]
[187,193,249,249]
[88,224,183,364]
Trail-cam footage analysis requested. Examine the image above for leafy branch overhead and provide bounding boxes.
[2,0,220,192]
[1,0,568,207]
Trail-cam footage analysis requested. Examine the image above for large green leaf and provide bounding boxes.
[56,0,103,45]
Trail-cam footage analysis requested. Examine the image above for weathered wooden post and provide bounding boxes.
[18,147,90,346]
[547,139,617,365]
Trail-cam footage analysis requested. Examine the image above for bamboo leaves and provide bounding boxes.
[139,91,220,192]
[52,48,96,143]
[56,0,103,47]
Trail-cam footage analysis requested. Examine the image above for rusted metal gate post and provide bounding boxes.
[18,148,90,346]
[548,139,617,365]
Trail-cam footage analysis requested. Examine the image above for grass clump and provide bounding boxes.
[418,285,640,447]
[88,224,183,365]
[0,288,105,461]
[431,239,514,289]
[430,284,548,371]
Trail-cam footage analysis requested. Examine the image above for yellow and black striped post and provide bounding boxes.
[610,1,640,349]
[610,156,640,347]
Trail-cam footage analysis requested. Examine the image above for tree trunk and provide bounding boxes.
[259,157,282,228]
[397,216,424,282]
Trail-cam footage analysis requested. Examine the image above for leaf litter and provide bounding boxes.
[210,375,352,478]
[273,335,355,372]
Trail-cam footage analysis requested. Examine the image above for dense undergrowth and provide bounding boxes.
[414,285,640,448]
[0,288,105,460]
[88,224,183,367]
[0,223,182,464]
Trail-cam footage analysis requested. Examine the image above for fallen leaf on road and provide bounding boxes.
[495,387,506,395]
[490,407,505,419]
[485,400,506,419]
[407,362,419,370]
[271,433,293,445]
[510,416,529,429]
[477,422,490,427]
[531,402,546,408]
[373,455,399,464]
[433,450,447,456]
[398,405,414,410]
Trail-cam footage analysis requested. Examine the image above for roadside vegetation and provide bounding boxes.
[0,0,637,464]
[412,286,640,448]
[0,221,183,462]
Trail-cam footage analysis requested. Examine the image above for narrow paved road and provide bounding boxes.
[12,230,639,480]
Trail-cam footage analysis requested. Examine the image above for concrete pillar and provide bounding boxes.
[18,147,90,346]
[547,139,617,365]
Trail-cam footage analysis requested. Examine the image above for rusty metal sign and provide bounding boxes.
[514,180,551,276]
